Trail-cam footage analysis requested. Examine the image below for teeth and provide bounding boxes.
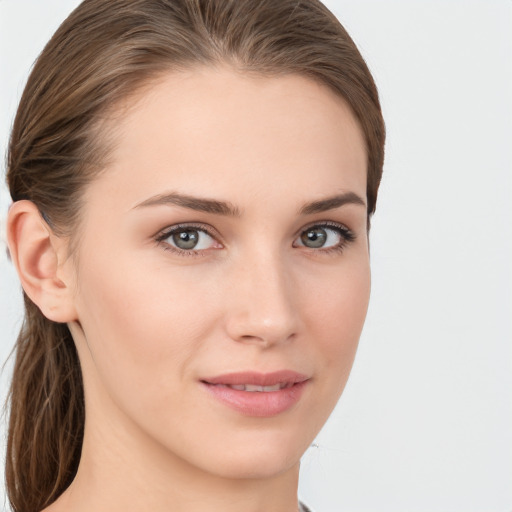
[226,383,286,392]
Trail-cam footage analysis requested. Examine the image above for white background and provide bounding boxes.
[1,1,511,511]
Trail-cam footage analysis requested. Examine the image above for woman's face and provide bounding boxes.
[67,67,369,480]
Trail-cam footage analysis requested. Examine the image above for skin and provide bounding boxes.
[9,66,369,512]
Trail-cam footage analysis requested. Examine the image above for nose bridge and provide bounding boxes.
[225,246,299,346]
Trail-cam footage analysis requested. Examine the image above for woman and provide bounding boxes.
[4,0,385,511]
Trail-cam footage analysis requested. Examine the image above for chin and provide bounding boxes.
[181,425,312,481]
[205,446,302,481]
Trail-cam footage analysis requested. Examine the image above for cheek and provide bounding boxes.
[73,250,218,411]
[301,257,370,389]
[305,255,370,338]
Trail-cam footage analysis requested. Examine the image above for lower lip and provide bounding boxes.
[202,381,308,417]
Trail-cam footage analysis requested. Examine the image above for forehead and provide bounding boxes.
[85,66,367,213]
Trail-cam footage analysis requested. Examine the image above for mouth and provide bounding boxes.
[200,371,309,417]
[212,382,293,392]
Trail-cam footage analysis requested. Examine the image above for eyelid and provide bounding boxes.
[303,218,349,228]
[294,220,355,238]
[155,222,220,240]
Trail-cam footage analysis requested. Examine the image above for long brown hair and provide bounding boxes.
[5,1,385,510]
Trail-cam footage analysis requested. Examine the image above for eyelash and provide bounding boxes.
[154,221,356,258]
[155,223,219,258]
[297,221,356,255]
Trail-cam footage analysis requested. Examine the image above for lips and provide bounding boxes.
[201,371,309,417]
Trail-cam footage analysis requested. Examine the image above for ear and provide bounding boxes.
[7,200,78,323]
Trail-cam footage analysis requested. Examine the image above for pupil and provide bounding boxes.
[173,230,199,250]
[302,228,327,248]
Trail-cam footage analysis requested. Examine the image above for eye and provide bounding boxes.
[156,224,221,254]
[294,223,355,252]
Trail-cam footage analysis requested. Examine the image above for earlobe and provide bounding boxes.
[7,200,78,323]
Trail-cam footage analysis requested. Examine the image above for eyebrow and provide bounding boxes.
[299,192,366,215]
[133,191,366,216]
[134,192,242,216]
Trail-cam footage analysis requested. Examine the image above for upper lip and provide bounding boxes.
[202,370,309,386]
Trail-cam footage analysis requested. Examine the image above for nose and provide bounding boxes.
[224,250,300,347]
